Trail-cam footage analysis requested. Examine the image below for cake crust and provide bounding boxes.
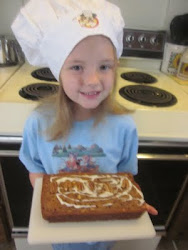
[41,172,146,222]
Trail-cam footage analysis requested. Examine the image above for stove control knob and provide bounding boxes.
[138,34,147,43]
[150,36,159,45]
[125,34,135,43]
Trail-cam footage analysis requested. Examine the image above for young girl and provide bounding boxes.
[12,0,157,249]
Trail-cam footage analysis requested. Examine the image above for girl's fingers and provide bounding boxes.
[146,203,158,215]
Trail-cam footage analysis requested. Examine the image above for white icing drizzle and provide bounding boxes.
[50,175,145,209]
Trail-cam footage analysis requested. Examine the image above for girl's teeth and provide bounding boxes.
[84,92,97,95]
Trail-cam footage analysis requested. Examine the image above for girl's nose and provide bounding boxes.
[83,70,100,86]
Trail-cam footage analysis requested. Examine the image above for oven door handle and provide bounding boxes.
[0,150,19,157]
[1,151,188,160]
[137,153,188,161]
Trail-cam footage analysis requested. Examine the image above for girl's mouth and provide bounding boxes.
[80,91,100,98]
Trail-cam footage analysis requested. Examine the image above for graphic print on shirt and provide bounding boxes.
[52,144,106,173]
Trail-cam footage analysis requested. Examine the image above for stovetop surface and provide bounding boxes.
[0,63,58,103]
[116,66,188,112]
[0,59,188,109]
[0,58,188,141]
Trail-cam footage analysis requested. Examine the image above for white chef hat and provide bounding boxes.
[11,0,125,81]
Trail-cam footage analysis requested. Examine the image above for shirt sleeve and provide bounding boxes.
[117,117,138,175]
[19,112,46,173]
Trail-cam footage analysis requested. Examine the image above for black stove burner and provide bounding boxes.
[119,85,177,107]
[121,72,157,84]
[19,83,59,100]
[31,68,57,82]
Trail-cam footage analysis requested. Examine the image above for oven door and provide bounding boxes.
[0,139,32,238]
[0,139,188,239]
[135,141,188,238]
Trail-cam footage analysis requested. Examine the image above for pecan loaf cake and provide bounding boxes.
[41,172,146,222]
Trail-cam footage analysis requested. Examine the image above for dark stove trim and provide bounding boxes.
[120,71,157,84]
[31,67,57,82]
[119,85,177,107]
[19,83,59,101]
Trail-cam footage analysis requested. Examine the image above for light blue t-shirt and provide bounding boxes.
[19,110,138,175]
[19,110,138,250]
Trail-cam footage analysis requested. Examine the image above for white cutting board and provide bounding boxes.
[28,178,156,245]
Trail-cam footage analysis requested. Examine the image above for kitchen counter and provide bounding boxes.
[0,65,21,89]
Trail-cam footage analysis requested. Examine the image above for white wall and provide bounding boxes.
[0,0,188,35]
[164,0,188,30]
[0,0,23,35]
[109,0,169,30]
[109,0,188,30]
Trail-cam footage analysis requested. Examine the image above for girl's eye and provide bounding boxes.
[71,65,82,71]
[100,65,111,70]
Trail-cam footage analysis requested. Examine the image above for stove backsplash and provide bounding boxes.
[122,29,166,59]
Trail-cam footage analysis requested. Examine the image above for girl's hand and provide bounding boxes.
[29,172,44,188]
[146,203,158,215]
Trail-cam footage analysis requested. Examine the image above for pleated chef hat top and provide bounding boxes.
[11,0,125,81]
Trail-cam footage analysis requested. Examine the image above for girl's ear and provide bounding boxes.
[117,60,120,67]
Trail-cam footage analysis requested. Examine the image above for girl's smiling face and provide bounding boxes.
[59,35,117,119]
